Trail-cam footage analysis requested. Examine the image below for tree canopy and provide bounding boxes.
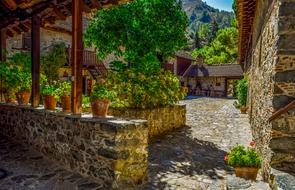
[192,20,238,64]
[84,0,188,73]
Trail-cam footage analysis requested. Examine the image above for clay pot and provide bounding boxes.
[61,95,71,113]
[240,107,247,114]
[91,99,110,117]
[234,167,259,181]
[4,93,16,104]
[16,91,31,106]
[44,95,57,110]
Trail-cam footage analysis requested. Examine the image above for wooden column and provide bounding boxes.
[71,0,83,114]
[224,78,228,97]
[0,29,6,61]
[31,15,41,107]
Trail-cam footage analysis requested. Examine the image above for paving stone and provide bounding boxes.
[140,97,270,190]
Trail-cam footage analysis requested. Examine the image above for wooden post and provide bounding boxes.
[0,29,6,61]
[71,0,83,114]
[31,15,41,108]
[224,78,228,97]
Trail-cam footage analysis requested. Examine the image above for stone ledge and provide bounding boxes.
[270,169,295,190]
[109,104,186,139]
[0,103,148,189]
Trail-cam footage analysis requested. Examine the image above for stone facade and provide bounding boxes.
[109,105,186,140]
[246,0,295,182]
[0,104,148,189]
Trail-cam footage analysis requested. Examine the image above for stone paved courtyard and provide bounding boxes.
[140,97,269,190]
[0,97,270,190]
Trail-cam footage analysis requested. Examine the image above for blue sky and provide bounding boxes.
[203,0,233,12]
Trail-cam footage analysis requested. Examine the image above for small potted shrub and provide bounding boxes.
[0,61,16,103]
[225,141,262,180]
[15,71,31,106]
[237,77,248,114]
[57,81,71,112]
[82,95,91,113]
[42,84,59,110]
[90,80,116,117]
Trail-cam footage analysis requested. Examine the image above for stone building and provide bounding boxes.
[171,51,243,97]
[237,0,295,184]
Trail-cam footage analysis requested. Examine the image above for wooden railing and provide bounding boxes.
[269,100,295,122]
[67,48,107,78]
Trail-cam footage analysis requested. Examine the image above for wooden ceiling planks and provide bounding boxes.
[237,0,257,67]
[0,0,131,37]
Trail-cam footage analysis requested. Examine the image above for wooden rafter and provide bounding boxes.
[0,0,133,37]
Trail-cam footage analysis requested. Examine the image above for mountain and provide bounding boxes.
[179,0,235,50]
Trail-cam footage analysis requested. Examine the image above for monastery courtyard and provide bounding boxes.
[0,98,269,190]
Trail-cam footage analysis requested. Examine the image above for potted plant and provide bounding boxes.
[82,95,91,113]
[57,81,71,112]
[0,61,17,103]
[225,141,262,180]
[42,84,59,110]
[14,70,32,105]
[90,80,116,117]
[237,77,248,114]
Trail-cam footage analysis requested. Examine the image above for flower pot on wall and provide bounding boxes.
[234,167,259,181]
[240,107,247,114]
[61,95,71,113]
[4,93,16,104]
[91,100,110,117]
[16,91,30,106]
[44,95,57,110]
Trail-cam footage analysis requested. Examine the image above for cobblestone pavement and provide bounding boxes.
[0,135,103,190]
[140,97,269,190]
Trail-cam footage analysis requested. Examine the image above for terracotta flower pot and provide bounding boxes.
[240,107,247,114]
[4,93,16,104]
[91,99,110,117]
[61,95,71,113]
[44,95,57,110]
[16,91,31,106]
[234,167,259,181]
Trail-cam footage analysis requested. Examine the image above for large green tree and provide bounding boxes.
[84,0,188,73]
[192,20,238,64]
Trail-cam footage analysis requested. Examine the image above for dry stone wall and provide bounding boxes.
[109,105,186,140]
[247,0,295,182]
[0,104,148,189]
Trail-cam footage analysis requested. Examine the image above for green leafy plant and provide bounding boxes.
[90,81,117,102]
[10,52,31,72]
[225,142,262,168]
[85,0,188,68]
[57,81,71,97]
[105,69,187,109]
[237,77,248,107]
[82,95,90,108]
[10,67,31,93]
[41,43,67,84]
[0,61,17,98]
[41,83,59,99]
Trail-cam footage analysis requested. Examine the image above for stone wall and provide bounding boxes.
[247,0,295,182]
[109,105,186,140]
[0,104,148,189]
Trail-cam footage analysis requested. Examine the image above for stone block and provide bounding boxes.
[273,95,295,110]
[274,70,295,83]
